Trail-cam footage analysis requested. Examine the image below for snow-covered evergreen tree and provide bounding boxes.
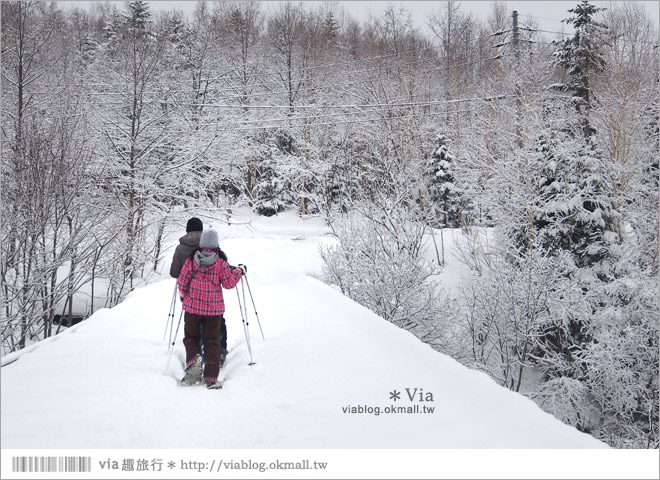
[253,129,296,216]
[552,0,607,138]
[426,134,462,228]
[123,1,152,37]
[529,118,621,437]
[532,133,619,273]
[534,0,619,275]
[254,155,286,217]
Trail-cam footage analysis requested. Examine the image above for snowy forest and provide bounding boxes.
[1,0,658,449]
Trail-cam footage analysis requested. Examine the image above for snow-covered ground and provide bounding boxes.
[2,210,658,479]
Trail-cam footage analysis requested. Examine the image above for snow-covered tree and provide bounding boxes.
[215,1,264,110]
[552,0,607,138]
[425,134,462,228]
[252,129,296,217]
[582,267,659,447]
[92,1,172,301]
[459,244,585,393]
[321,202,453,346]
[1,1,102,350]
[532,132,620,273]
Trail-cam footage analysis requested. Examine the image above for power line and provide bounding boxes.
[188,44,446,87]
[69,42,497,97]
[158,106,482,133]
[22,48,504,106]
[522,14,565,23]
[74,44,459,90]
[535,29,571,37]
[97,92,513,133]
[160,94,513,112]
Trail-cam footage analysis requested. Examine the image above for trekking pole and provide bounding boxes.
[163,281,178,342]
[168,297,178,347]
[243,274,265,340]
[236,281,255,365]
[172,309,184,349]
[165,309,184,372]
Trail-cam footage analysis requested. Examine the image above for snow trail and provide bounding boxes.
[1,211,605,449]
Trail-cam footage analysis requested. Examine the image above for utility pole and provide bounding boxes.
[512,10,519,62]
[512,10,523,148]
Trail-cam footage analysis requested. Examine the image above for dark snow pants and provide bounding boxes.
[183,312,222,381]
[200,318,227,352]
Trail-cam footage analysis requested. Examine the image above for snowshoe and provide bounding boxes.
[206,380,223,390]
[180,354,203,386]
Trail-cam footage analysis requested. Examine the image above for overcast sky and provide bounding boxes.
[351,1,657,27]
[60,1,660,36]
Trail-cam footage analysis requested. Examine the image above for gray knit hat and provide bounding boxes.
[199,228,219,249]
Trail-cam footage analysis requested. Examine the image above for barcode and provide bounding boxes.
[12,456,92,473]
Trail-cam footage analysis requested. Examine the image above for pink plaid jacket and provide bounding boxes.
[178,251,243,316]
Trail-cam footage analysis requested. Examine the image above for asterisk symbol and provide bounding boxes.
[389,390,400,401]
[167,462,176,469]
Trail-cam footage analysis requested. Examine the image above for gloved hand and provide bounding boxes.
[237,264,247,275]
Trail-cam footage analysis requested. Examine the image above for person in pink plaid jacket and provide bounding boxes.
[178,228,246,389]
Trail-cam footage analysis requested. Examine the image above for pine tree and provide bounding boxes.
[426,134,461,228]
[515,3,622,422]
[165,14,187,53]
[533,134,619,273]
[323,10,340,47]
[552,0,607,138]
[102,2,154,55]
[102,12,123,50]
[253,130,294,217]
[80,33,97,65]
[254,154,286,217]
[532,2,619,274]
[123,1,152,38]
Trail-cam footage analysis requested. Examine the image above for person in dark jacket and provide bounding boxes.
[178,228,246,389]
[170,217,204,279]
[170,217,229,368]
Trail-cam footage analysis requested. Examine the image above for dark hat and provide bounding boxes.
[186,217,203,233]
